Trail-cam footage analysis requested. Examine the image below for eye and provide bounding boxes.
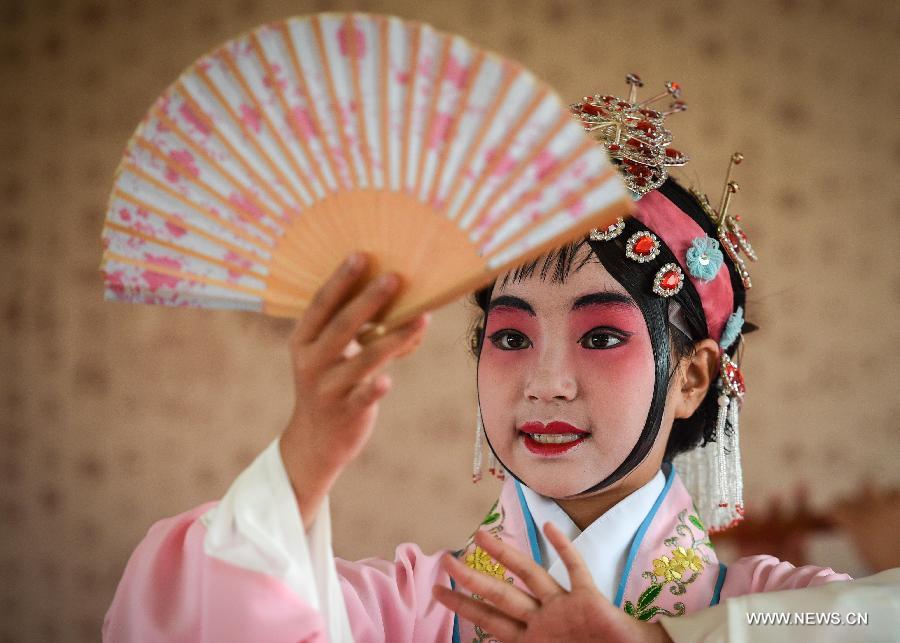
[579,327,628,350]
[488,329,532,350]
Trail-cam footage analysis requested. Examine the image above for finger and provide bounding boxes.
[293,252,367,345]
[323,315,429,396]
[543,521,595,591]
[346,373,392,410]
[316,272,401,359]
[473,530,561,602]
[432,584,525,642]
[440,553,538,622]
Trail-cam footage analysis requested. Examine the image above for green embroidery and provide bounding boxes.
[624,508,712,621]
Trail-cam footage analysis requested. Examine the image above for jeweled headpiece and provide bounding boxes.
[690,154,758,289]
[570,74,688,196]
[569,75,758,532]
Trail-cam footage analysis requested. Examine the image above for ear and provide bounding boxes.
[672,338,719,419]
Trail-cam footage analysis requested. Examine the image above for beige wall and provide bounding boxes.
[1,0,898,640]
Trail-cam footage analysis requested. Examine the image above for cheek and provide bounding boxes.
[575,335,656,424]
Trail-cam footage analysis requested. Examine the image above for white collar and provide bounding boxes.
[519,470,666,599]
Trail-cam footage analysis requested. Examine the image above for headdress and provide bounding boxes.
[570,75,757,532]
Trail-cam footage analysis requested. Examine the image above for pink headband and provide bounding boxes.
[633,190,734,343]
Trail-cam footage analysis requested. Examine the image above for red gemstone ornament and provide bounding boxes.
[625,231,660,263]
[652,263,684,297]
[720,354,746,398]
[633,235,655,255]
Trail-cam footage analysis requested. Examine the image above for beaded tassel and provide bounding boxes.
[472,406,484,483]
[726,396,744,519]
[472,406,505,482]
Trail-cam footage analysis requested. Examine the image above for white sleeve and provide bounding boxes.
[660,568,900,642]
[199,436,355,642]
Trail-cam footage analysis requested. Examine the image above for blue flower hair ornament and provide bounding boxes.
[719,306,744,351]
[685,236,724,282]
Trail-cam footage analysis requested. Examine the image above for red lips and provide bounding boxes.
[518,421,588,435]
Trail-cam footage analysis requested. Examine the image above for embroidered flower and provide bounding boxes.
[685,236,724,282]
[465,545,507,580]
[652,555,684,583]
[719,306,744,350]
[671,546,704,574]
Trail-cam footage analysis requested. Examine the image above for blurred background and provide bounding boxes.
[1,0,899,640]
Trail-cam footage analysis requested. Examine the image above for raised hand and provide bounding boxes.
[279,252,430,530]
[433,522,671,642]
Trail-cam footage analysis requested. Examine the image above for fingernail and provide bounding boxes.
[377,273,398,291]
[344,252,363,272]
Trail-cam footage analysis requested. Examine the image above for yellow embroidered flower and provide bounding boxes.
[652,555,684,583]
[465,545,507,580]
[671,546,704,574]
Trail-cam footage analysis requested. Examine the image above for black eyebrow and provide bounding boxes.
[487,295,535,316]
[487,292,635,316]
[572,292,637,311]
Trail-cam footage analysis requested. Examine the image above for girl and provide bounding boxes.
[103,88,864,641]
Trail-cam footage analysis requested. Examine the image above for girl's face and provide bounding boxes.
[477,248,657,499]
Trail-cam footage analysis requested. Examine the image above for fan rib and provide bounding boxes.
[112,188,267,265]
[248,31,328,200]
[121,159,309,274]
[475,137,596,244]
[131,138,283,241]
[152,106,296,225]
[465,111,570,237]
[455,87,548,231]
[311,15,362,189]
[281,22,342,193]
[219,46,317,208]
[483,166,618,262]
[400,22,421,195]
[439,61,518,220]
[102,250,266,298]
[412,32,451,199]
[103,220,265,280]
[130,136,319,273]
[173,82,299,218]
[193,66,310,219]
[427,49,486,209]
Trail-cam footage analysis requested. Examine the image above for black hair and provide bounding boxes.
[469,177,750,493]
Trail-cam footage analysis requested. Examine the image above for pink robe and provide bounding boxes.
[104,450,851,642]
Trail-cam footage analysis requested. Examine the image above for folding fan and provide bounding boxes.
[100,12,632,330]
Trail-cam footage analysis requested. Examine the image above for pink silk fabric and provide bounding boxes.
[633,190,735,343]
[104,472,850,642]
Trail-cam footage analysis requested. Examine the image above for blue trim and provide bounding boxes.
[710,562,727,606]
[513,480,543,566]
[612,464,676,608]
[450,576,460,643]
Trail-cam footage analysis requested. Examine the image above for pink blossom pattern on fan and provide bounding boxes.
[290,107,318,138]
[228,192,267,222]
[240,104,262,135]
[444,54,470,90]
[338,22,366,58]
[263,63,287,91]
[142,254,183,292]
[165,221,188,238]
[178,102,211,137]
[534,150,558,180]
[428,113,453,150]
[165,149,200,184]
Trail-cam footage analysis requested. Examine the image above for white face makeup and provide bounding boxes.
[477,247,657,499]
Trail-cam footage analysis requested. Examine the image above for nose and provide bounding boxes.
[523,344,577,402]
